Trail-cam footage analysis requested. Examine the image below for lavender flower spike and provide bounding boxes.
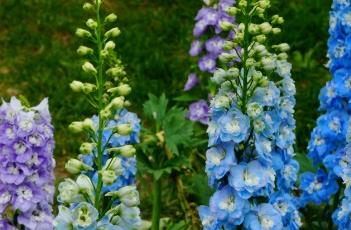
[0,97,55,229]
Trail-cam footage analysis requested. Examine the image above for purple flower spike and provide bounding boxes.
[199,55,217,73]
[184,73,200,91]
[189,40,203,57]
[188,100,209,124]
[0,97,55,229]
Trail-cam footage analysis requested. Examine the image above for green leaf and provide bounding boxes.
[187,173,214,205]
[143,93,168,122]
[295,152,316,174]
[163,106,193,156]
[167,220,187,230]
[173,94,199,102]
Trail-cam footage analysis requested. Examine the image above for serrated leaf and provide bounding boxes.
[143,93,168,122]
[163,107,193,156]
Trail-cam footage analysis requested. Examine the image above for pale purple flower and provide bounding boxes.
[0,97,54,229]
[188,100,209,124]
[190,40,203,57]
[199,55,217,73]
[205,36,225,56]
[184,73,199,91]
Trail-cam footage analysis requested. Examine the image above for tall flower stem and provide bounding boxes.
[94,0,105,213]
[240,0,251,113]
[152,178,161,230]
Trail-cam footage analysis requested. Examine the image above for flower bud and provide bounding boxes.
[262,57,276,71]
[248,24,260,35]
[220,21,234,31]
[273,43,290,52]
[75,28,92,38]
[106,67,123,77]
[272,15,284,24]
[82,83,97,94]
[238,0,247,8]
[272,28,281,34]
[65,159,93,174]
[219,53,235,63]
[109,145,136,158]
[100,108,112,120]
[104,157,123,175]
[105,28,121,38]
[278,52,288,60]
[83,3,94,11]
[212,69,227,84]
[258,0,270,9]
[124,100,131,107]
[247,103,263,118]
[83,118,95,131]
[110,97,125,109]
[105,41,116,50]
[226,7,238,16]
[246,58,255,67]
[223,41,234,51]
[80,142,95,154]
[105,13,118,23]
[82,62,97,75]
[100,49,109,59]
[108,84,131,96]
[77,46,94,56]
[58,179,81,203]
[70,81,84,92]
[114,123,132,136]
[101,170,117,185]
[69,121,84,133]
[259,22,272,34]
[254,35,267,43]
[86,19,97,30]
[76,174,94,201]
[106,186,140,207]
[253,119,265,133]
[228,68,240,78]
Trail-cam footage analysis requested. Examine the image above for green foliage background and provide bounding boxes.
[0,0,332,226]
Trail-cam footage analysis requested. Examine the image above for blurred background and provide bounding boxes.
[0,0,332,225]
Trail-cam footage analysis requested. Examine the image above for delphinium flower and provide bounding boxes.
[298,1,351,227]
[186,0,236,125]
[54,1,141,229]
[198,0,302,229]
[0,97,55,229]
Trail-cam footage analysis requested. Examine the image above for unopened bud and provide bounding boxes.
[83,118,95,131]
[70,81,84,92]
[82,83,97,94]
[86,19,97,30]
[259,22,272,34]
[220,21,234,31]
[69,122,84,133]
[105,41,116,50]
[105,13,117,23]
[80,142,95,154]
[110,97,125,109]
[77,46,93,56]
[105,28,121,38]
[82,62,97,75]
[65,159,93,174]
[83,3,94,11]
[101,170,117,185]
[115,124,132,136]
[76,28,92,38]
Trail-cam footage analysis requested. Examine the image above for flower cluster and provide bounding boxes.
[186,0,236,124]
[54,1,141,229]
[0,97,55,229]
[198,0,301,229]
[299,1,351,228]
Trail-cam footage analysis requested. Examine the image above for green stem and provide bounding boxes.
[94,0,105,214]
[151,178,161,230]
[240,0,251,113]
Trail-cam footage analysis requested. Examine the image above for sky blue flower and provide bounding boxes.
[209,185,249,225]
[228,161,273,199]
[217,106,250,143]
[205,142,236,187]
[198,206,220,230]
[244,203,283,230]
